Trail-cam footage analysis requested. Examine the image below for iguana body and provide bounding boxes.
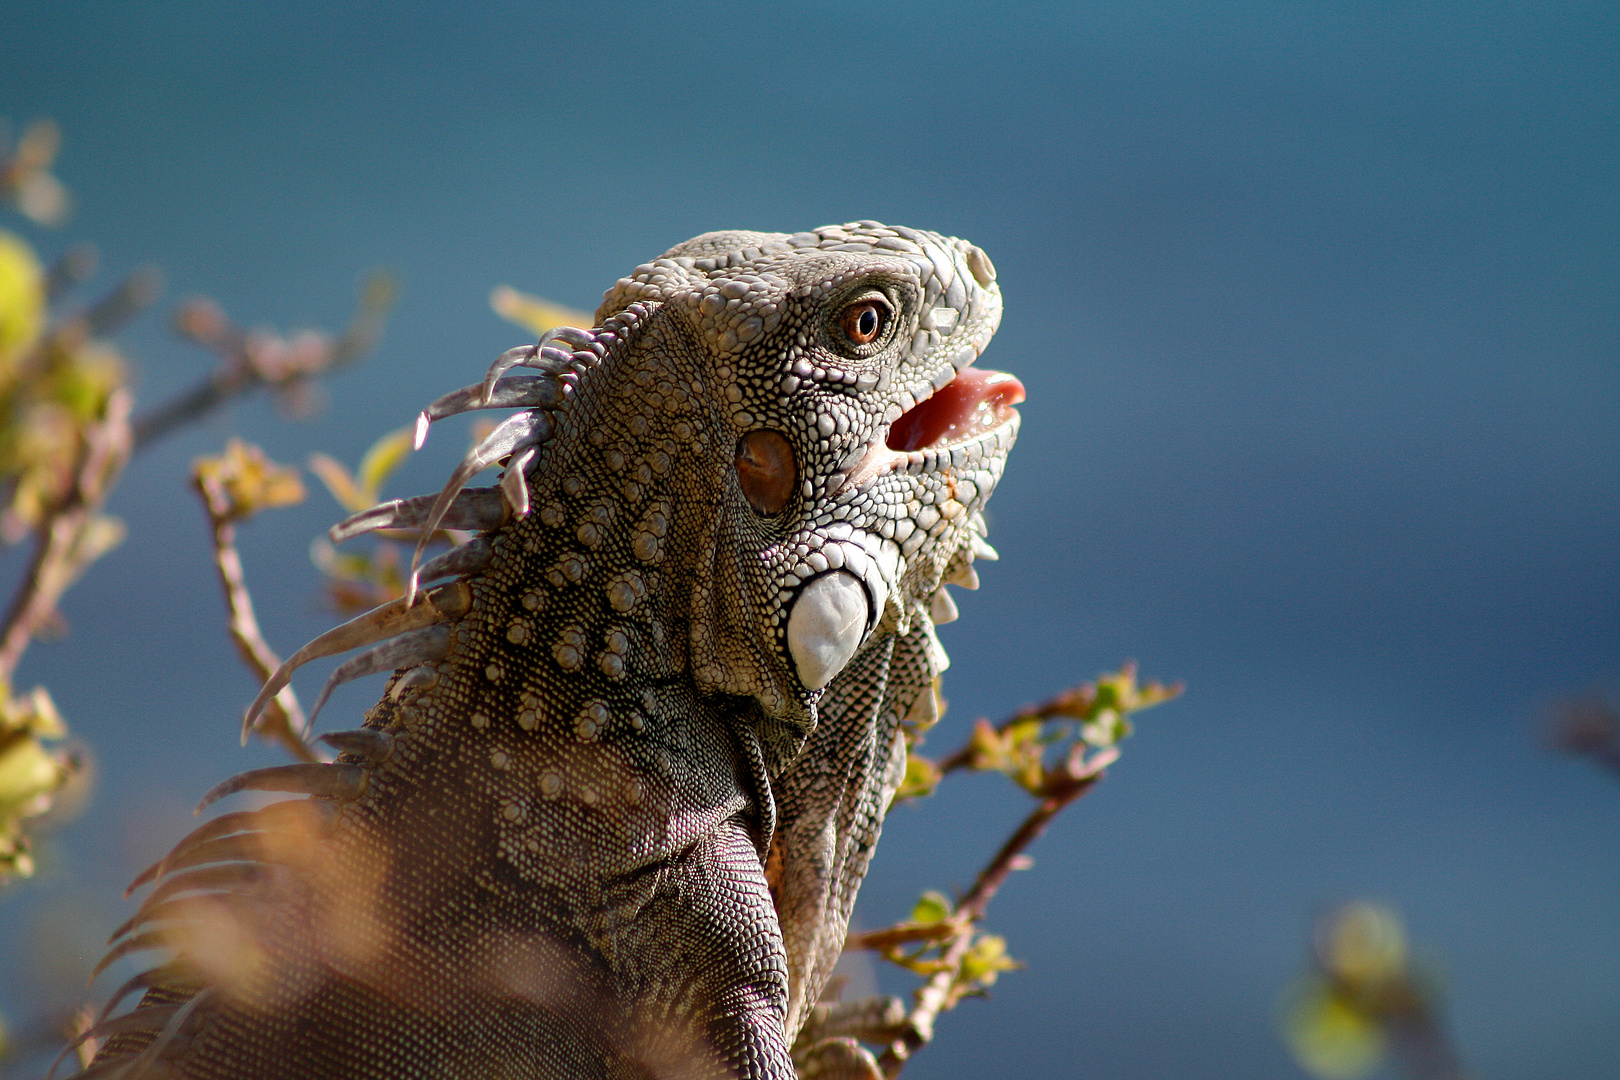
[70,223,1020,1079]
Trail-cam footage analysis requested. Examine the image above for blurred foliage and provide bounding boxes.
[1,119,70,227]
[308,427,414,516]
[0,233,45,360]
[0,195,141,881]
[193,438,306,522]
[308,426,447,615]
[489,284,593,337]
[0,683,81,879]
[0,227,135,546]
[140,271,395,446]
[0,119,390,887]
[1282,903,1466,1080]
[310,535,411,617]
[1546,690,1620,779]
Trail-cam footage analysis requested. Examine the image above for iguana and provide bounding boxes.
[63,222,1022,1079]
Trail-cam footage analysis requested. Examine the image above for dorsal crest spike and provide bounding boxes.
[241,582,469,740]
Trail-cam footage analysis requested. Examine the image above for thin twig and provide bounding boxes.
[132,277,393,450]
[80,266,163,339]
[191,470,317,763]
[133,358,253,450]
[843,921,960,953]
[963,754,1116,921]
[935,684,1100,776]
[0,389,133,684]
[43,244,98,305]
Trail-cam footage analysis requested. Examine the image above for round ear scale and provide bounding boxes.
[785,571,872,691]
[735,429,797,515]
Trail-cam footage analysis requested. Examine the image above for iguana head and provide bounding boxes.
[294,223,1018,739]
[586,223,1022,723]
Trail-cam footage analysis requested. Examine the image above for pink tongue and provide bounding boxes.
[886,368,1025,452]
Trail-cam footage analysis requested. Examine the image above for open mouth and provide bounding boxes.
[838,366,1024,495]
[886,367,1025,453]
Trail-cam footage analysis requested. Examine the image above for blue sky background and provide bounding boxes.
[2,3,1616,1077]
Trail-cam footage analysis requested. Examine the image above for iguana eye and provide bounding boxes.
[838,299,888,347]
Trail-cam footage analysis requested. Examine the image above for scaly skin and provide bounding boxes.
[73,223,1019,1079]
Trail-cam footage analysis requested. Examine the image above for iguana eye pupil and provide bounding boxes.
[839,300,886,346]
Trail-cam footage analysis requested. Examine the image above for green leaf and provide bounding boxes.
[910,891,952,926]
[0,684,77,881]
[0,734,65,822]
[959,933,1021,990]
[893,751,941,803]
[355,427,415,505]
[1080,708,1134,749]
[966,717,1007,771]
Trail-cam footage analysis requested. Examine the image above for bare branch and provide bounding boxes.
[1547,691,1620,779]
[80,265,163,339]
[844,921,960,953]
[132,274,395,450]
[43,243,98,304]
[190,449,319,763]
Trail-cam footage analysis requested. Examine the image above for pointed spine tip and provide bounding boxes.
[194,763,366,814]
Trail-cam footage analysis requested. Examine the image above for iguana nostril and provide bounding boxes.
[785,571,871,691]
[735,429,796,515]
